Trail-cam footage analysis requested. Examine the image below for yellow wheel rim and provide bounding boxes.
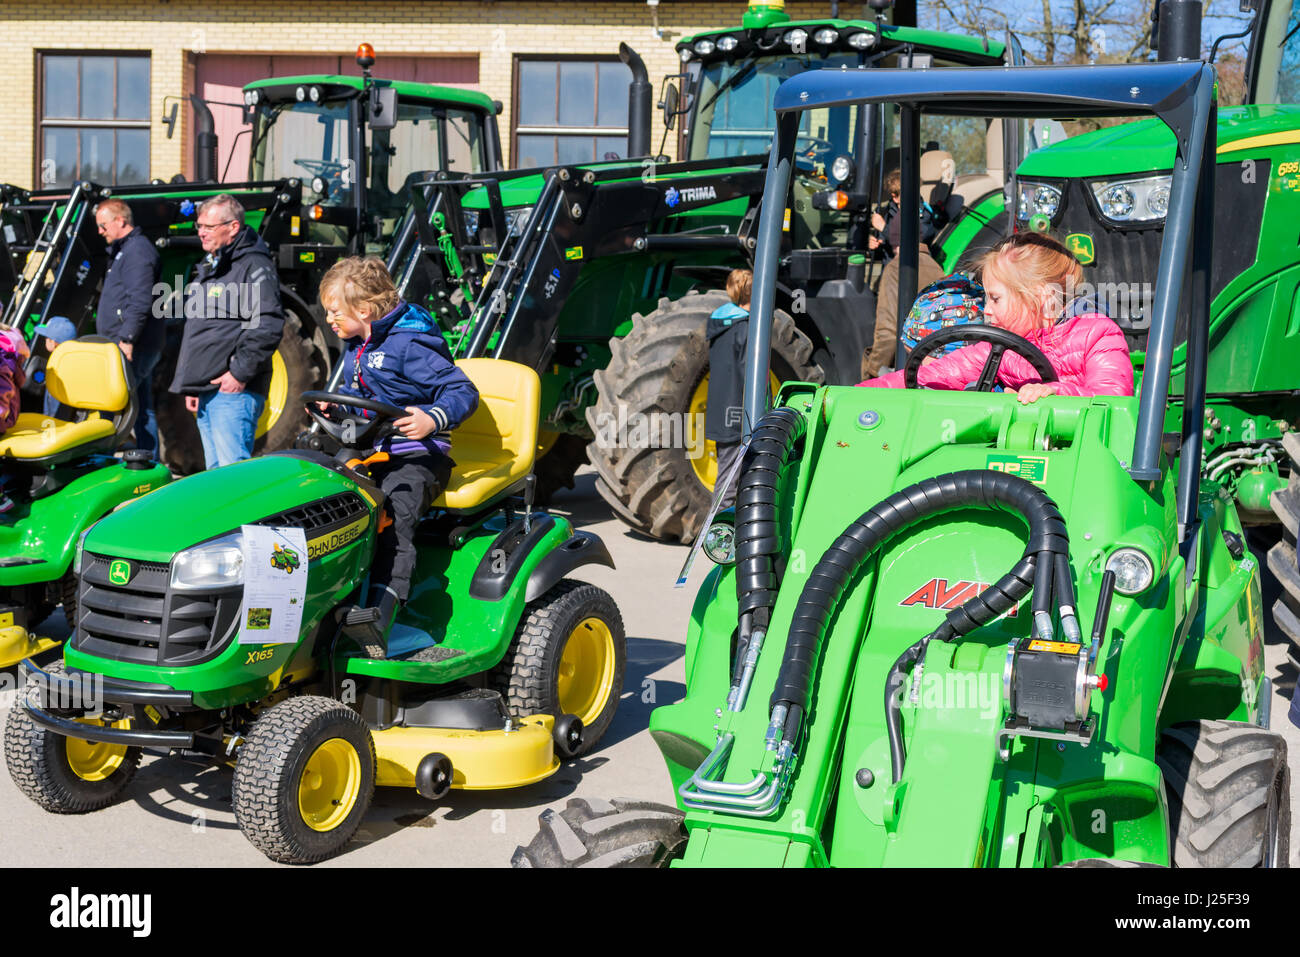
[687,369,781,492]
[66,719,130,782]
[255,350,288,440]
[298,737,362,833]
[557,617,616,727]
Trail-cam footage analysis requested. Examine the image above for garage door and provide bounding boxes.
[190,53,479,181]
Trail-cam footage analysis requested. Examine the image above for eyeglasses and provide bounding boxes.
[196,220,237,232]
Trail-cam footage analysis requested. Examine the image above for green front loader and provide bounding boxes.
[514,60,1289,868]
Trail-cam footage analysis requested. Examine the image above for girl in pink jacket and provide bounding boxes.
[859,232,1134,403]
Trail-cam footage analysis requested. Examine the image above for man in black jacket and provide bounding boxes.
[95,198,163,453]
[169,194,285,468]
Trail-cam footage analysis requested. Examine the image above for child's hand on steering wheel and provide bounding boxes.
[395,407,437,440]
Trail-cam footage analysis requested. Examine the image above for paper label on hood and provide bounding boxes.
[239,525,307,644]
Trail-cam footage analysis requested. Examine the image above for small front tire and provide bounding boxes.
[233,696,375,865]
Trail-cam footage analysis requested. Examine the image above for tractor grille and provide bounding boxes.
[257,491,368,534]
[74,552,240,666]
[1046,161,1269,353]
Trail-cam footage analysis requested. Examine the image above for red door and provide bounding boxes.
[189,54,480,182]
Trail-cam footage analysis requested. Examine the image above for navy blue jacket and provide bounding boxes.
[97,227,163,349]
[337,301,479,456]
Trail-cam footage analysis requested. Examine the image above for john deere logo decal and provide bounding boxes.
[108,560,132,586]
[1065,233,1095,265]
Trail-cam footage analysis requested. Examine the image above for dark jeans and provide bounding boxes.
[714,441,745,511]
[369,453,453,603]
[129,343,161,454]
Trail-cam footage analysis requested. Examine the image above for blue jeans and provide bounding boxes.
[129,344,161,454]
[196,390,265,469]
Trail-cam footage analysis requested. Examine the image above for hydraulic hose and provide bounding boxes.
[769,470,1069,777]
[732,407,807,684]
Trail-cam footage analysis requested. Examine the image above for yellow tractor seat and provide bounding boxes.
[0,338,136,465]
[432,359,540,511]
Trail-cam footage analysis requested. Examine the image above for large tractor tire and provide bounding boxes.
[1267,431,1300,648]
[533,432,590,506]
[4,663,142,813]
[490,579,625,758]
[155,309,329,475]
[1156,720,1290,868]
[585,290,823,543]
[511,797,687,867]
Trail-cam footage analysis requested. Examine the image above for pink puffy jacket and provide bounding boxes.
[859,313,1135,397]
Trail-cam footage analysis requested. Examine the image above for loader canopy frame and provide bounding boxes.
[745,61,1217,537]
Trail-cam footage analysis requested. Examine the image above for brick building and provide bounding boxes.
[0,0,850,189]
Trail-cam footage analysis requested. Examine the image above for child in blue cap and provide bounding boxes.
[33,316,77,422]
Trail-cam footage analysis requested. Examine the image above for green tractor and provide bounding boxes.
[4,358,626,864]
[395,0,1020,536]
[0,44,503,474]
[934,0,1300,655]
[0,339,170,667]
[514,60,1289,868]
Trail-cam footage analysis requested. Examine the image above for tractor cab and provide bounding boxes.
[244,50,501,253]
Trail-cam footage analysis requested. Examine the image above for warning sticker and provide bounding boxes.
[1027,639,1081,655]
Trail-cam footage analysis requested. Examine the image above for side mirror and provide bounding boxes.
[368,86,398,131]
[162,100,179,140]
[661,82,680,131]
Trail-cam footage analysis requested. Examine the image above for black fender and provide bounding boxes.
[524,530,614,601]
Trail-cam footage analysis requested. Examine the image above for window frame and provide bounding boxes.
[36,50,152,188]
[510,54,631,168]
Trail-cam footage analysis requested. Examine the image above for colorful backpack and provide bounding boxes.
[900,273,985,356]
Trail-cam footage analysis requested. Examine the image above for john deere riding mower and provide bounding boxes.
[5,358,625,864]
[0,338,169,668]
[515,62,1289,868]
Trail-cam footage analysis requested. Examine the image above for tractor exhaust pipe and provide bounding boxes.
[189,95,218,183]
[620,43,652,159]
[1156,0,1202,61]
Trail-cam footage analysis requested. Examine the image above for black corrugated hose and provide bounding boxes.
[761,470,1069,782]
[731,407,807,683]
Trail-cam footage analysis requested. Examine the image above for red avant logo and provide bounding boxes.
[899,578,1018,617]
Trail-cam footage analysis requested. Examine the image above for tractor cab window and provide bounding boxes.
[689,52,862,168]
[251,100,354,202]
[369,102,489,221]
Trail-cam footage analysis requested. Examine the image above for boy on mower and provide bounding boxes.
[859,232,1134,403]
[317,257,479,657]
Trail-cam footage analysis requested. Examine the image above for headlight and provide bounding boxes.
[703,523,735,565]
[784,28,809,48]
[814,28,839,45]
[830,153,854,186]
[311,175,328,196]
[847,31,876,49]
[295,85,307,102]
[1105,547,1154,595]
[1015,181,1062,222]
[679,48,694,63]
[693,38,716,56]
[309,85,323,103]
[1090,175,1171,224]
[505,206,535,234]
[171,532,245,591]
[717,34,739,52]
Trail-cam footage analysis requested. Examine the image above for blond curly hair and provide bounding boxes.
[318,256,400,321]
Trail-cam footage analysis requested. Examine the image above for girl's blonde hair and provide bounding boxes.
[977,232,1083,316]
[319,257,400,321]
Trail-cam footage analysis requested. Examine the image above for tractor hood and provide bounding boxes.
[82,454,368,564]
[1018,104,1300,179]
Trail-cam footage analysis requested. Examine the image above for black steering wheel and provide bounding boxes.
[903,325,1058,392]
[302,391,407,450]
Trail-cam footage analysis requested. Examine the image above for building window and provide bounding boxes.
[38,53,150,188]
[513,58,630,168]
